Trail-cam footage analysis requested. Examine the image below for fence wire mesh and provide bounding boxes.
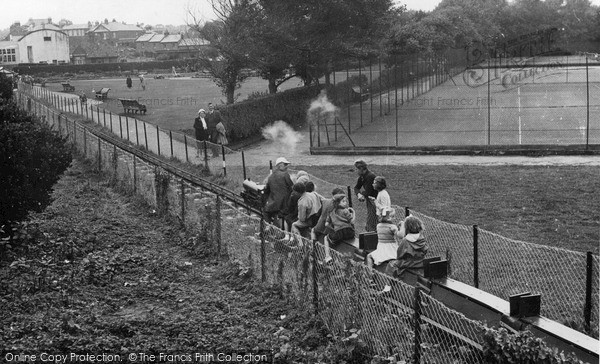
[16,84,599,355]
[313,54,600,149]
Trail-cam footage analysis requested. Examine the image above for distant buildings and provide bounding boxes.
[135,33,209,59]
[0,17,209,66]
[0,21,70,65]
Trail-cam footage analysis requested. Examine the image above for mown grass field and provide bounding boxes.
[45,75,302,134]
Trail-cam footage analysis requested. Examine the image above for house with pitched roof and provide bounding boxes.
[147,33,165,53]
[134,33,156,53]
[61,24,90,38]
[88,21,144,44]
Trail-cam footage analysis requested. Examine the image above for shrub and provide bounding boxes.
[0,74,14,100]
[0,94,72,231]
[482,328,586,363]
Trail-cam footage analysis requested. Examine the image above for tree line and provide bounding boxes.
[188,0,599,104]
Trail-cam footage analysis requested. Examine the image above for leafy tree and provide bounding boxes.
[189,1,256,104]
[256,0,398,86]
[0,75,72,232]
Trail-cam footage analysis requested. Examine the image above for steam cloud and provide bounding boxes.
[307,89,338,128]
[261,120,304,154]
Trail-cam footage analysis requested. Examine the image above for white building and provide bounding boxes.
[0,28,70,65]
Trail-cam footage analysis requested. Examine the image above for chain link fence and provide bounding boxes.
[311,52,600,149]
[16,84,598,343]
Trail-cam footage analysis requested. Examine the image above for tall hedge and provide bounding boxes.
[0,76,72,229]
[220,85,322,142]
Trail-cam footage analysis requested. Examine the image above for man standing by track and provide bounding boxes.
[206,102,222,157]
[263,157,294,226]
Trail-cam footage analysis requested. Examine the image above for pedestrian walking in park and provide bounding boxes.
[353,160,378,232]
[263,157,294,225]
[126,75,132,89]
[139,74,145,91]
[206,102,223,157]
[193,109,209,157]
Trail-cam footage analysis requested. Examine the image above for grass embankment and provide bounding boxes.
[0,158,368,363]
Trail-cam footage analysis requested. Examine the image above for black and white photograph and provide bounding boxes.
[1,0,599,362]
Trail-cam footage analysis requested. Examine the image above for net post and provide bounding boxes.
[473,224,479,288]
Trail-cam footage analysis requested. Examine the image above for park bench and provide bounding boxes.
[119,98,147,115]
[62,83,75,92]
[95,88,110,100]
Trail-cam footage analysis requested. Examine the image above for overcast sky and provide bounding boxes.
[0,0,443,29]
[2,0,600,30]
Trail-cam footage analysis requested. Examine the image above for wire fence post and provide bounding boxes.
[312,239,319,314]
[83,128,87,157]
[126,116,130,142]
[135,118,139,146]
[97,138,101,171]
[169,131,174,157]
[119,115,123,138]
[347,186,353,207]
[203,141,209,171]
[584,251,593,333]
[184,135,189,163]
[585,57,590,149]
[156,125,161,156]
[346,61,351,134]
[144,122,148,151]
[487,59,491,145]
[358,58,364,127]
[215,195,222,261]
[221,144,226,177]
[242,150,247,180]
[133,155,137,194]
[180,180,185,226]
[260,218,266,282]
[474,225,479,288]
[413,287,422,364]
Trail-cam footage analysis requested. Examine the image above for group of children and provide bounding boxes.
[283,170,428,279]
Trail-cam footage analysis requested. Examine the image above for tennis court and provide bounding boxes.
[317,55,600,148]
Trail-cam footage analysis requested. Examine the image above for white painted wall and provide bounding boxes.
[17,29,70,64]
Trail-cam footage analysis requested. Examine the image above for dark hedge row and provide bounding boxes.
[220,85,322,142]
[0,75,72,229]
[10,60,196,76]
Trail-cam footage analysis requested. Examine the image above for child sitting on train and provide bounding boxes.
[386,215,428,279]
